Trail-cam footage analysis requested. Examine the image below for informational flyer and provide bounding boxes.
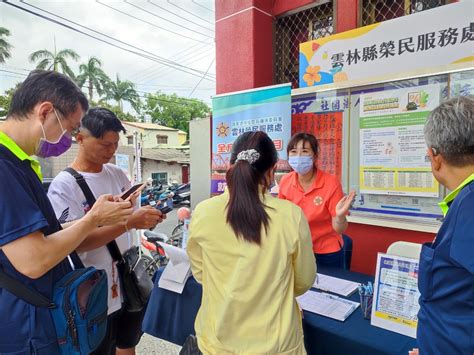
[371,253,420,338]
[359,84,440,197]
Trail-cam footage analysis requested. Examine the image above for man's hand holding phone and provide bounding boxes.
[156,201,173,214]
[126,205,166,230]
[113,183,172,231]
[86,194,134,227]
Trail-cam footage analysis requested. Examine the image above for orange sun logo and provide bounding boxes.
[216,122,230,137]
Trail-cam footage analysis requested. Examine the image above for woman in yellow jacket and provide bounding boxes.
[187,131,316,355]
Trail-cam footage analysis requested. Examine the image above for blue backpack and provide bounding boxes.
[0,257,108,354]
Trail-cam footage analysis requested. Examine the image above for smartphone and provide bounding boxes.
[120,183,144,200]
[157,201,173,214]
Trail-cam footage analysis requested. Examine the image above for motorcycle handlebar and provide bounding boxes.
[144,230,167,243]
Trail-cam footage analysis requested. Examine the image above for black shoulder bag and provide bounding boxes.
[65,167,153,312]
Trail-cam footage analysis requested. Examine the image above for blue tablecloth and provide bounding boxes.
[142,266,417,355]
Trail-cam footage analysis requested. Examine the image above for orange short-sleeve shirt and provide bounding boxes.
[278,169,344,254]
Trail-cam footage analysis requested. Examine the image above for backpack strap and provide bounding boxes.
[0,268,55,308]
[64,168,124,263]
[64,167,97,206]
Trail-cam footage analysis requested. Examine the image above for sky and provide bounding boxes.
[0,0,216,111]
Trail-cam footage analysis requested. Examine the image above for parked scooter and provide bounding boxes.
[141,231,168,277]
[158,183,191,206]
[157,183,179,203]
[140,207,191,277]
[172,183,191,206]
[141,183,166,206]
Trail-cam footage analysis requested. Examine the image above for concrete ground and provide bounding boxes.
[137,207,183,354]
[137,334,181,354]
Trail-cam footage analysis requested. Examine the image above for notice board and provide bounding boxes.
[291,69,474,229]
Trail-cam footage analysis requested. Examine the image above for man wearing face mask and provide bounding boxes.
[0,70,133,354]
[279,133,355,268]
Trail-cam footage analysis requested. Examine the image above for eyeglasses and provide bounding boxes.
[54,106,80,136]
[70,126,81,136]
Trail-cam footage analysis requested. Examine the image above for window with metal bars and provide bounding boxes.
[360,0,448,26]
[156,134,168,145]
[274,1,334,88]
[152,172,168,185]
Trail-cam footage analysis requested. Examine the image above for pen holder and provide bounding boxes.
[359,293,373,320]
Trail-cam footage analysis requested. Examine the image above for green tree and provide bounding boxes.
[105,75,140,112]
[143,92,210,133]
[0,87,16,118]
[29,43,79,79]
[77,57,110,101]
[0,27,13,63]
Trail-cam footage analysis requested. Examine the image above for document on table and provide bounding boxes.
[297,290,360,322]
[157,242,192,294]
[313,273,360,297]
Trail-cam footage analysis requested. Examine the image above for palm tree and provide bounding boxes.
[76,57,110,101]
[29,41,79,79]
[105,75,140,112]
[0,27,13,63]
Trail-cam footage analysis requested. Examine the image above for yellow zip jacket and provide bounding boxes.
[187,191,316,355]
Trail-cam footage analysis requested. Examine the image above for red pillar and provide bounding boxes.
[215,0,274,94]
[272,0,314,16]
[335,0,359,33]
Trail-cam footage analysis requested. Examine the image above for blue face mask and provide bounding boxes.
[288,156,314,175]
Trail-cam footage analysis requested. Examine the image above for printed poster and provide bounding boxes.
[115,154,130,178]
[371,253,420,338]
[359,84,440,197]
[211,84,292,195]
[292,112,343,181]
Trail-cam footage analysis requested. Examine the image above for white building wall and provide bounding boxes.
[39,142,80,178]
[120,123,182,148]
[190,117,211,208]
[140,129,180,147]
[141,159,183,185]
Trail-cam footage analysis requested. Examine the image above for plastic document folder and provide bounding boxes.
[313,273,360,297]
[297,290,360,321]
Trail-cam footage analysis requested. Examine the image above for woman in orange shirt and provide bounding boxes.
[279,133,355,268]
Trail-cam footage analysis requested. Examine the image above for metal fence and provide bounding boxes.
[359,0,448,26]
[274,2,334,88]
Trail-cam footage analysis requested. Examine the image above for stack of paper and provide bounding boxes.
[313,273,360,297]
[157,242,192,294]
[297,290,359,321]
